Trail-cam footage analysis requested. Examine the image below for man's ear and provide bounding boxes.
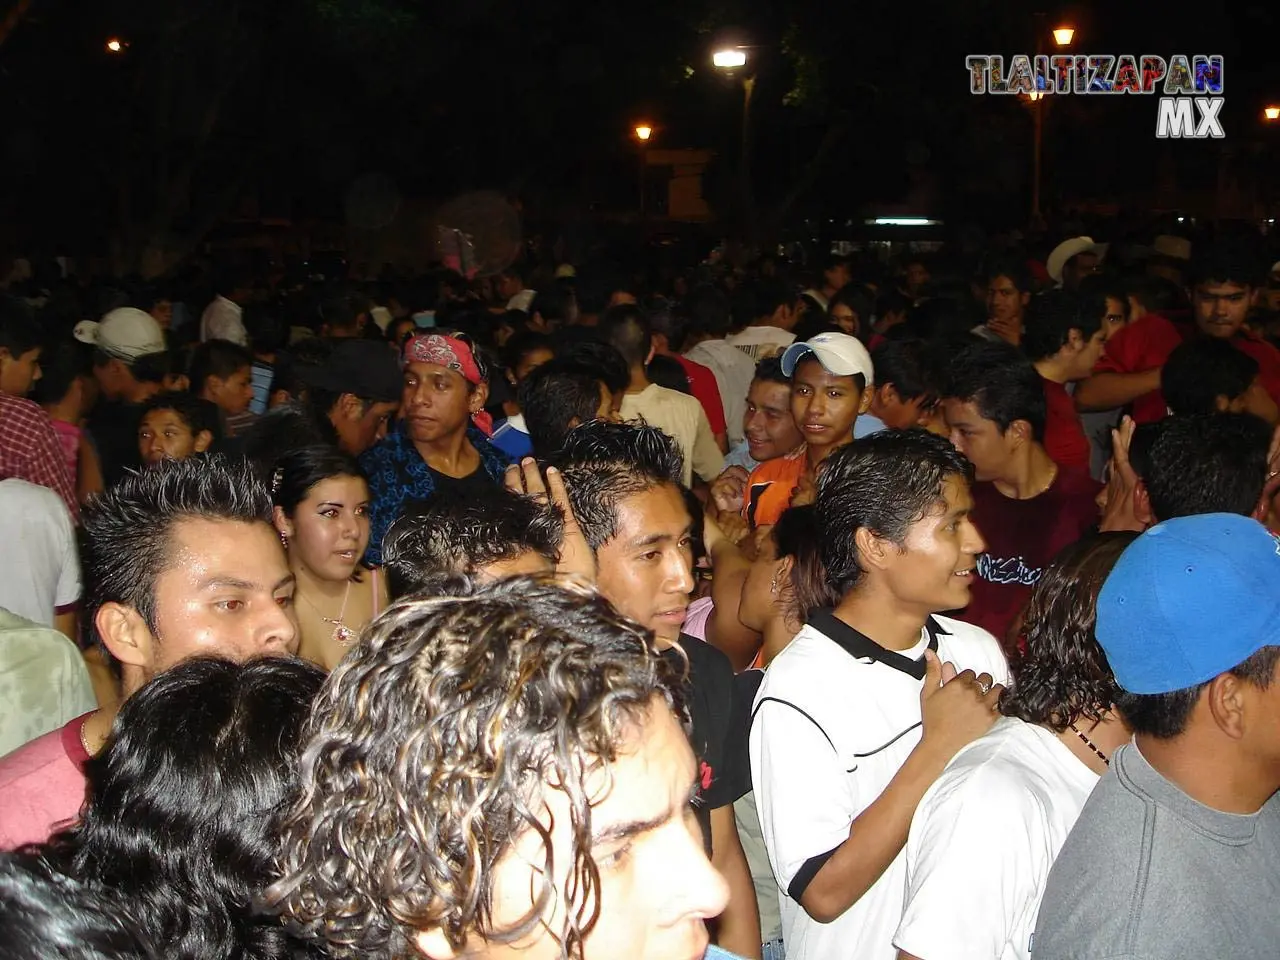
[336,392,364,422]
[193,429,214,453]
[1007,418,1033,448]
[470,381,490,412]
[95,602,154,672]
[415,928,459,960]
[854,526,892,573]
[858,385,873,415]
[1020,291,1031,309]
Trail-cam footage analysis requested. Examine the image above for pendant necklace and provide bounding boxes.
[303,581,356,646]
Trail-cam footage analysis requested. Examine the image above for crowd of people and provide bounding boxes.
[1,226,1279,959]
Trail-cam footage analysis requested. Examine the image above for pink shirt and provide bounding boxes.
[49,420,80,487]
[0,713,91,849]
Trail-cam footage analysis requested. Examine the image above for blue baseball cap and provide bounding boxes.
[780,332,874,385]
[1097,514,1280,695]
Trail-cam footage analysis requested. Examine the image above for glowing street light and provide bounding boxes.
[1265,105,1280,121]
[1053,26,1074,46]
[713,49,747,69]
[634,124,653,142]
[105,37,126,53]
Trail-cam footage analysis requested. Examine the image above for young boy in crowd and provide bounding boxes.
[1024,291,1108,472]
[751,430,1007,960]
[188,339,256,438]
[136,391,217,466]
[1160,337,1270,418]
[490,331,555,459]
[744,332,873,529]
[857,338,945,436]
[943,340,1100,646]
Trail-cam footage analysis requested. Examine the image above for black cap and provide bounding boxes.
[296,339,402,403]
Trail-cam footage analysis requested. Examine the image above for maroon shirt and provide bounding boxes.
[962,467,1101,650]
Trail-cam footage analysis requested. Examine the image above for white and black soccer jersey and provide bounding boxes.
[749,611,1008,960]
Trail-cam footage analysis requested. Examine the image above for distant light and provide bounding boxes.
[713,49,747,69]
[634,124,653,141]
[1027,90,1045,101]
[105,37,125,53]
[867,217,940,227]
[1265,105,1280,121]
[1052,26,1075,46]
[1177,216,1185,222]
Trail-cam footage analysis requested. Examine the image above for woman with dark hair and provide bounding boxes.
[731,506,838,960]
[17,656,325,960]
[270,445,385,670]
[738,505,838,670]
[894,532,1136,960]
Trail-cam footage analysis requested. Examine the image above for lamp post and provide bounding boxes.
[1030,19,1074,223]
[105,36,126,54]
[634,124,653,217]
[713,46,756,238]
[1265,106,1280,122]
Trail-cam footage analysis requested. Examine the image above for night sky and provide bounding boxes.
[0,0,1274,262]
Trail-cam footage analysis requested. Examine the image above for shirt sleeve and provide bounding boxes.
[690,407,726,483]
[894,765,1041,960]
[28,415,79,524]
[750,698,855,898]
[53,499,81,609]
[695,369,728,436]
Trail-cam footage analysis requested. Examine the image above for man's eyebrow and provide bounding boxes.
[198,573,296,593]
[628,528,691,549]
[590,776,699,847]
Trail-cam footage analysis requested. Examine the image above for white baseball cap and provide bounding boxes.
[74,308,166,362]
[781,332,874,385]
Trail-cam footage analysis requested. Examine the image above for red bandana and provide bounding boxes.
[402,333,494,436]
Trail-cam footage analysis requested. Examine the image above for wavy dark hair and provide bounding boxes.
[0,853,149,959]
[37,657,325,960]
[266,575,688,960]
[772,506,839,622]
[1000,532,1136,731]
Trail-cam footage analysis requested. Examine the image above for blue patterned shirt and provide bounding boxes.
[359,423,514,565]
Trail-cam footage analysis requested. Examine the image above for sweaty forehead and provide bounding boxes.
[405,360,466,383]
[612,484,690,542]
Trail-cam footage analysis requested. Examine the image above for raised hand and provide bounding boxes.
[919,649,1001,763]
[505,459,596,583]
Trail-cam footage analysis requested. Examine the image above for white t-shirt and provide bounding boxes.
[894,717,1099,960]
[200,295,248,345]
[0,479,80,627]
[750,612,1008,960]
[726,325,796,361]
[684,339,756,447]
[620,384,725,486]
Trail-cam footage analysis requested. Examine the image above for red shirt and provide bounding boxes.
[1094,314,1280,423]
[1040,378,1091,472]
[674,355,728,437]
[0,394,79,523]
[961,467,1101,651]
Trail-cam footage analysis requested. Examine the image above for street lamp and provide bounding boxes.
[1265,106,1280,121]
[713,46,756,237]
[105,37,126,54]
[713,49,747,69]
[633,124,654,217]
[1030,20,1074,222]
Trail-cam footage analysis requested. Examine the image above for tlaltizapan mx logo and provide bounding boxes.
[965,54,1224,139]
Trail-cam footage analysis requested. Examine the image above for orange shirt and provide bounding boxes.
[743,446,807,528]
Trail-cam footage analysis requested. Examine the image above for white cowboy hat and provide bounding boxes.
[1045,236,1102,284]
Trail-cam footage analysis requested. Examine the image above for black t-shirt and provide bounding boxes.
[88,400,144,487]
[664,634,751,854]
[427,465,490,498]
